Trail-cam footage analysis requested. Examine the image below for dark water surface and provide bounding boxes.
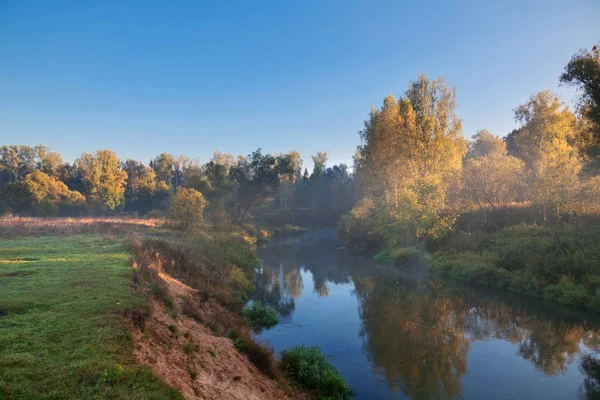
[252,230,600,400]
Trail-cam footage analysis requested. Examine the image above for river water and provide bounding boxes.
[251,230,600,400]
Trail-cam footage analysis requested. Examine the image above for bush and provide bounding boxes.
[280,345,353,400]
[429,222,600,310]
[374,246,420,264]
[243,301,278,328]
[170,187,206,231]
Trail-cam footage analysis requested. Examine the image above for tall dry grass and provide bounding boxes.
[0,216,164,238]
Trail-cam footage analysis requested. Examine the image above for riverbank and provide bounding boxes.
[0,235,182,399]
[0,218,314,399]
[253,230,600,400]
[430,222,600,311]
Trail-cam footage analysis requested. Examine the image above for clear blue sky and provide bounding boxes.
[1,1,599,170]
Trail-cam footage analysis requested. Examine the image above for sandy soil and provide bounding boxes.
[130,271,293,400]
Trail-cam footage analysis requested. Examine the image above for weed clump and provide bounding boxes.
[280,345,353,400]
[243,301,278,328]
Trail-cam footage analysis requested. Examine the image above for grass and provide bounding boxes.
[280,345,353,400]
[0,235,182,399]
[243,301,279,328]
[374,245,421,264]
[0,216,163,238]
[430,223,600,311]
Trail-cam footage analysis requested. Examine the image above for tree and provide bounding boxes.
[25,171,85,205]
[467,130,506,159]
[462,154,527,209]
[311,152,328,176]
[34,145,63,177]
[0,145,36,185]
[230,149,283,222]
[122,159,157,213]
[560,42,600,136]
[511,91,583,215]
[75,150,127,211]
[512,91,580,173]
[150,153,176,187]
[0,182,34,214]
[170,187,206,231]
[349,74,467,245]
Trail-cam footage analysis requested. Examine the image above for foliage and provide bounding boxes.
[25,170,86,205]
[170,187,206,231]
[462,153,528,209]
[0,144,37,184]
[75,149,127,210]
[0,236,182,399]
[280,345,353,400]
[229,149,282,222]
[0,182,34,214]
[374,246,420,264]
[560,42,600,144]
[430,223,600,311]
[347,74,467,249]
[466,129,506,159]
[243,301,279,328]
[337,197,380,247]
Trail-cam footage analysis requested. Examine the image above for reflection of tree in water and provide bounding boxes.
[580,354,600,400]
[252,260,299,316]
[355,276,469,399]
[255,233,600,399]
[460,293,587,375]
[516,319,582,374]
[355,273,600,399]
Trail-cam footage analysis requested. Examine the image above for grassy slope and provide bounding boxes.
[0,235,182,399]
[430,224,600,311]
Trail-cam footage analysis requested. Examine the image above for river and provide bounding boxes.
[251,230,600,400]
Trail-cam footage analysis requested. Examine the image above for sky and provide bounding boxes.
[1,0,599,171]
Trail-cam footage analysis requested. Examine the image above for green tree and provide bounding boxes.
[560,42,600,136]
[0,182,34,214]
[150,153,176,187]
[230,149,283,222]
[75,150,127,211]
[122,159,157,213]
[34,145,64,177]
[0,145,36,184]
[170,187,206,231]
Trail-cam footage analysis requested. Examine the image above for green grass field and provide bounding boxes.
[0,235,182,399]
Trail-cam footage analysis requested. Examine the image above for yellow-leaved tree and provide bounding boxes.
[75,150,127,211]
[345,74,467,246]
[24,171,86,216]
[510,91,583,216]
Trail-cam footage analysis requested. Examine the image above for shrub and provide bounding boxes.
[170,187,206,231]
[243,301,278,328]
[374,246,420,264]
[280,345,353,400]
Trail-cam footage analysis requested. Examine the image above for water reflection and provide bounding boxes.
[253,231,600,400]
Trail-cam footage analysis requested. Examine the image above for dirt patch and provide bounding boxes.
[131,271,295,400]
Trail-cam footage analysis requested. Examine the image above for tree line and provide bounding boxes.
[339,41,600,248]
[0,144,354,229]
